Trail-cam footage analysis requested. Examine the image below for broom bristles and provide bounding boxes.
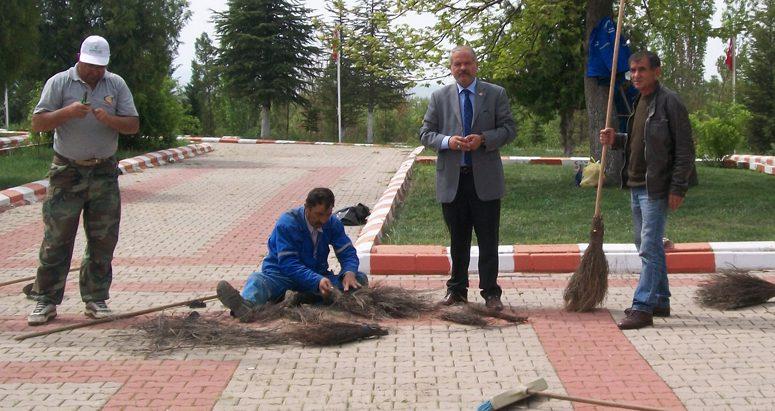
[563,215,609,312]
[695,270,775,310]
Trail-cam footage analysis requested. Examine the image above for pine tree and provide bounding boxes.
[186,33,220,135]
[740,0,775,152]
[215,0,319,138]
[348,0,413,143]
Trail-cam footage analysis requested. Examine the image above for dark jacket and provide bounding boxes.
[613,83,698,199]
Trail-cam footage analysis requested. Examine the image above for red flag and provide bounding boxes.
[725,37,734,72]
[332,28,340,62]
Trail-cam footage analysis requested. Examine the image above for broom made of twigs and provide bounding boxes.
[563,0,626,312]
[695,270,775,310]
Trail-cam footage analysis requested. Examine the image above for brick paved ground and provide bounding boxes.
[0,144,773,410]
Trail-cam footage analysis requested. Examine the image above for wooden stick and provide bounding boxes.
[0,276,35,288]
[593,0,627,218]
[534,390,667,411]
[14,294,219,341]
[0,266,79,289]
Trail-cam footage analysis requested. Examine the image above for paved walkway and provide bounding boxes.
[0,144,773,410]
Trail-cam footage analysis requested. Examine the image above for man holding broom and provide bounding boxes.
[216,187,368,320]
[600,51,697,330]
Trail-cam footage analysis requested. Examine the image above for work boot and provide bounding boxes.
[28,301,57,326]
[216,280,253,320]
[617,309,653,330]
[625,306,670,318]
[85,301,113,319]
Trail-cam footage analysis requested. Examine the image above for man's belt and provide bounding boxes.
[54,153,110,167]
[460,165,473,174]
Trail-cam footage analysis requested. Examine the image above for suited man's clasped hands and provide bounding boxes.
[449,134,484,151]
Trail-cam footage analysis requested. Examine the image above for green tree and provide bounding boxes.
[487,0,586,155]
[634,0,715,111]
[740,0,775,152]
[185,32,220,135]
[347,0,414,143]
[37,0,191,145]
[215,0,319,138]
[0,1,39,128]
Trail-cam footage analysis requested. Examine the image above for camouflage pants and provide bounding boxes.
[33,155,121,305]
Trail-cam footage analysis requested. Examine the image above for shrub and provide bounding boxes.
[691,102,751,163]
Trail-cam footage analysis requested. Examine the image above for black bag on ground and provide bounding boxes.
[335,203,370,225]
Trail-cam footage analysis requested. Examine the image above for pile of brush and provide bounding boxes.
[136,311,388,353]
[133,282,528,351]
[695,270,775,310]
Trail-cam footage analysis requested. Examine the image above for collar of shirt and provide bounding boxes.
[304,210,324,246]
[456,78,477,96]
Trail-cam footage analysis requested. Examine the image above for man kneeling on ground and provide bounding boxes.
[217,187,368,319]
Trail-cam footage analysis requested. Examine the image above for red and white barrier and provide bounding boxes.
[0,143,213,210]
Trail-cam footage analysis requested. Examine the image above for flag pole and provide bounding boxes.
[336,28,343,143]
[732,34,736,103]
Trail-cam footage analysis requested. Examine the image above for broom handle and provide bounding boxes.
[594,0,627,218]
[533,391,666,411]
[0,266,80,289]
[14,294,219,341]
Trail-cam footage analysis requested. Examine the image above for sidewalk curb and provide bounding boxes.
[181,135,410,148]
[726,154,775,175]
[417,155,589,167]
[0,143,213,210]
[356,146,775,274]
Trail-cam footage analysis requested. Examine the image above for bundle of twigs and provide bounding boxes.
[437,304,529,327]
[564,216,609,312]
[695,270,775,310]
[285,321,388,346]
[135,311,389,352]
[328,283,436,319]
[137,312,288,352]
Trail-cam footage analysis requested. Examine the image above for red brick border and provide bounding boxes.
[0,359,239,408]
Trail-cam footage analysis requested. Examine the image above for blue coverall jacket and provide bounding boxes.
[244,206,360,298]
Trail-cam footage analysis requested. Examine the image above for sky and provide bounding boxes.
[172,0,729,96]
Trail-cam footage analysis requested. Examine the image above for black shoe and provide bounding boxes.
[440,291,468,306]
[216,280,253,320]
[625,306,670,318]
[617,309,654,330]
[484,295,504,311]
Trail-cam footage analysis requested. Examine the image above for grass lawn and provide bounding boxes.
[382,163,775,245]
[0,145,164,190]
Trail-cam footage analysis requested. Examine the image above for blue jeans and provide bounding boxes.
[240,269,369,306]
[630,187,670,313]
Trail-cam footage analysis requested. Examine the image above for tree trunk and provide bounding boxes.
[366,107,374,143]
[260,104,270,138]
[560,108,575,156]
[585,0,623,187]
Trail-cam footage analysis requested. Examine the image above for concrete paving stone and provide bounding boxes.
[2,144,774,409]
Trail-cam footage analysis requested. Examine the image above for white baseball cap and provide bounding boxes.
[79,35,110,66]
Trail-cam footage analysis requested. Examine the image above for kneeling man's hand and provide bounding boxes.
[319,277,334,296]
[342,271,361,292]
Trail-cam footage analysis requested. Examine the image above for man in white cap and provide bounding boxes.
[27,35,139,325]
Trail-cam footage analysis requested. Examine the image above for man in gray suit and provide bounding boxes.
[420,45,516,310]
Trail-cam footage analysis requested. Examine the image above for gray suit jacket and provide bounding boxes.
[419,80,516,203]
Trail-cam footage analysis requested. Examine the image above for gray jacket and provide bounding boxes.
[613,83,697,199]
[419,81,516,203]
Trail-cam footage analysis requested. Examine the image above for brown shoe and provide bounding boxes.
[484,295,504,311]
[617,309,653,330]
[625,306,670,318]
[440,291,467,306]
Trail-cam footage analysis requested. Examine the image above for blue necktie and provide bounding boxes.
[462,89,473,166]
